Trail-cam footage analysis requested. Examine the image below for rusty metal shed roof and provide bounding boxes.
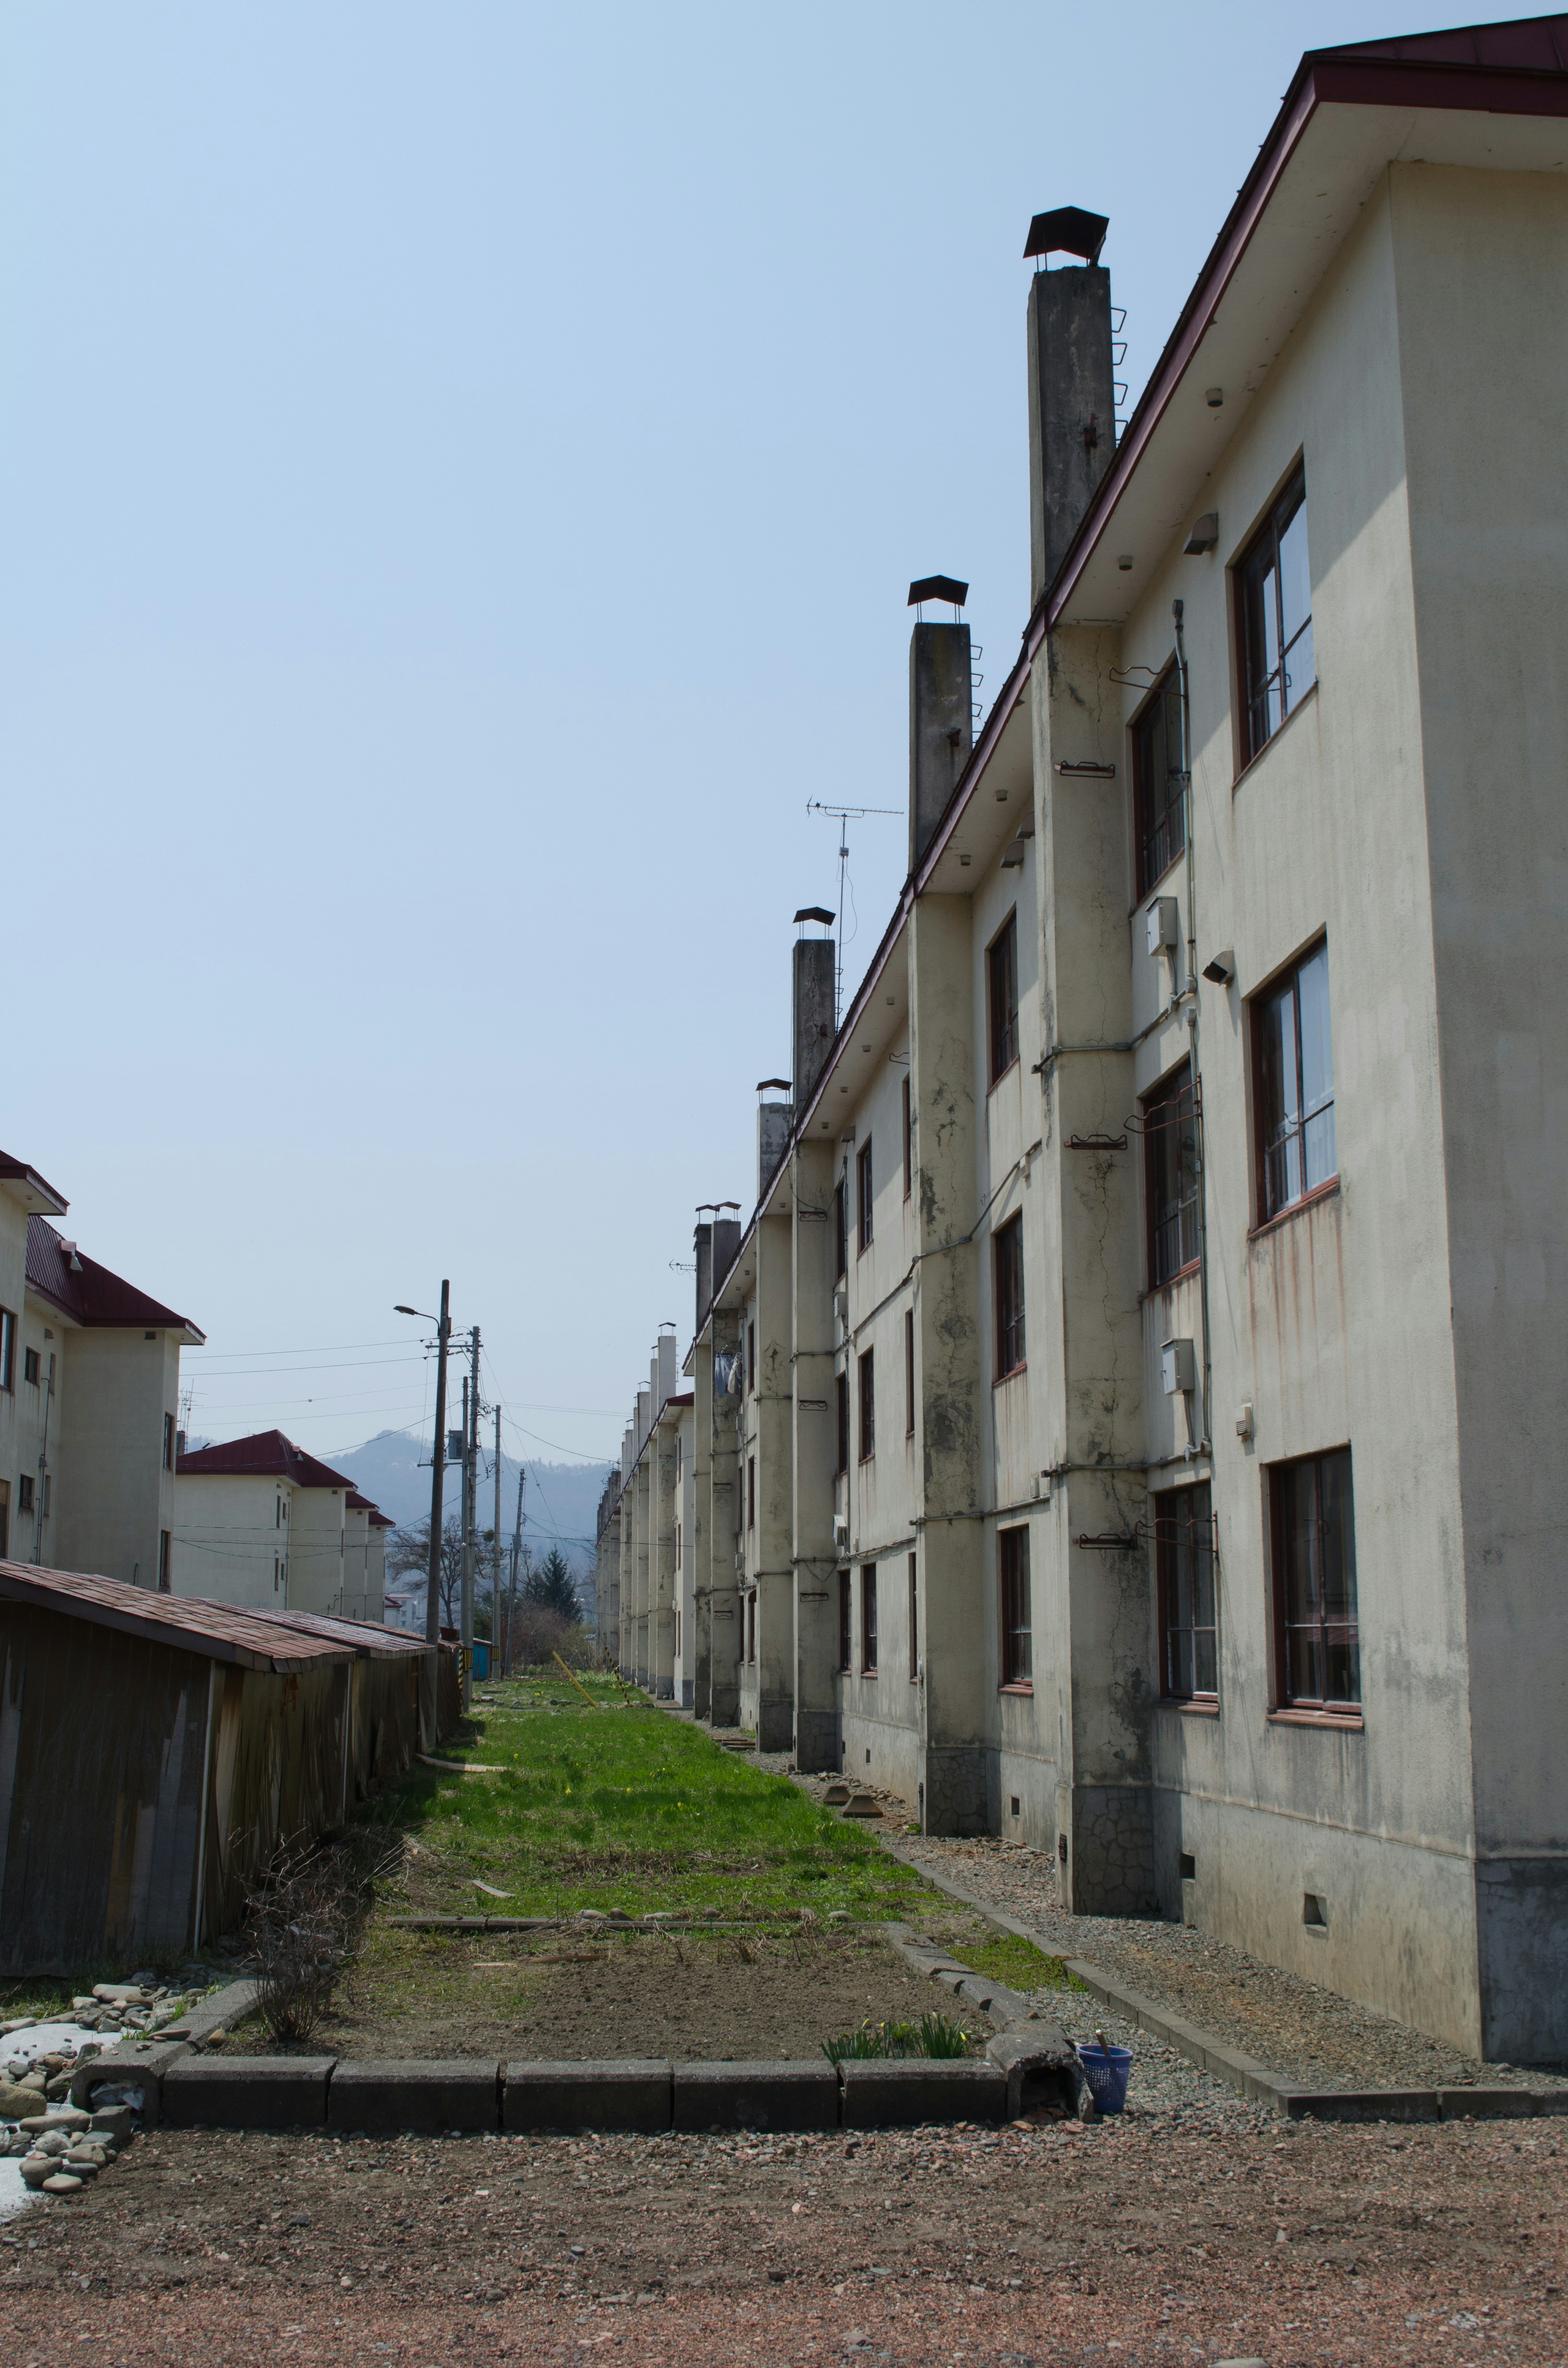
[256,1607,429,1659]
[0,1561,354,1672]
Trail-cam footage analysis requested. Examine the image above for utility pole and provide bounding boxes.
[507,1464,524,1675]
[395,1280,450,1748]
[492,1406,502,1678]
[461,1327,481,1710]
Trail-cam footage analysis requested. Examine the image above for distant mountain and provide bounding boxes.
[326,1429,611,1586]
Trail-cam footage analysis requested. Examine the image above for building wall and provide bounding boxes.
[172,1473,291,1608]
[54,1329,182,1591]
[287,1485,347,1616]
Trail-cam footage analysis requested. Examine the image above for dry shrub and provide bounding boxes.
[243,1835,363,2043]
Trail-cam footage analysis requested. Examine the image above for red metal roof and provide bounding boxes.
[368,1510,395,1529]
[0,1561,354,1672]
[177,1428,358,1491]
[253,1606,428,1658]
[0,1151,67,1215]
[26,1216,205,1342]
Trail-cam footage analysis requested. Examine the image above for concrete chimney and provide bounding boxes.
[694,1222,713,1335]
[793,939,836,1105]
[712,1216,742,1298]
[909,623,973,872]
[758,1100,793,1200]
[1027,257,1115,606]
[655,1333,676,1412]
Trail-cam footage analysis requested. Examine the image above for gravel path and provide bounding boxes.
[887,1831,1568,2096]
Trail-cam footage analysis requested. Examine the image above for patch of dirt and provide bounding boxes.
[232,1929,949,2060]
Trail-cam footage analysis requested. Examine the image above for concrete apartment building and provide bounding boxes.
[598,16,1568,2064]
[174,1429,391,1622]
[0,1151,203,1589]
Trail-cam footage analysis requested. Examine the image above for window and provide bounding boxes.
[994,1214,1026,1378]
[746,1455,756,1532]
[18,1474,33,1514]
[675,1605,682,1659]
[834,1180,847,1280]
[675,1519,682,1571]
[158,1530,171,1590]
[835,1371,850,1476]
[1000,1527,1031,1686]
[1133,668,1186,894]
[858,1348,875,1461]
[747,1321,756,1394]
[1272,1448,1359,1709]
[838,1570,852,1671]
[42,1475,50,1518]
[274,1552,280,1591]
[1255,941,1336,1222]
[1144,1067,1199,1285]
[0,1480,8,1559]
[1238,463,1314,764]
[746,1591,756,1664]
[902,1074,913,1197]
[1156,1483,1216,1699]
[904,1309,915,1437]
[857,1141,874,1253]
[988,913,1019,1084]
[163,1411,175,1472]
[861,1565,878,1674]
[908,1553,918,1682]
[22,1348,39,1387]
[0,1309,13,1391]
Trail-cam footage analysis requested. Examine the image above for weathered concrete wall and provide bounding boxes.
[791,1137,840,1771]
[754,1211,795,1751]
[54,1328,181,1592]
[708,1308,742,1726]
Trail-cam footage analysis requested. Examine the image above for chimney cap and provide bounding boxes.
[793,905,835,928]
[1024,206,1109,264]
[756,1077,792,1094]
[907,574,968,609]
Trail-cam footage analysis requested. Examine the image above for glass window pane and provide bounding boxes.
[1303,1106,1337,1193]
[1318,1451,1357,1623]
[1283,616,1314,714]
[1194,1628,1217,1695]
[1276,488,1311,653]
[1297,946,1333,1115]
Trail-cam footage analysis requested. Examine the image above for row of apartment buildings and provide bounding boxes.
[598,16,1568,2065]
[0,1148,392,1620]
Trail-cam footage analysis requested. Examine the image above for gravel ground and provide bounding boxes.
[3,2112,1563,2364]
[883,1833,1568,2097]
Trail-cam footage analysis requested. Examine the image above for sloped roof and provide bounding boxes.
[1330,13,1568,66]
[0,1152,67,1216]
[26,1215,205,1343]
[177,1428,357,1491]
[0,1560,353,1673]
[252,1606,427,1658]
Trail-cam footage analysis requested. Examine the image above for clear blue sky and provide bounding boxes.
[0,0,1477,1467]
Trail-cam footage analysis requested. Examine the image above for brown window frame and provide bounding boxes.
[1236,460,1314,769]
[987,912,1019,1086]
[746,1454,756,1533]
[1143,1063,1199,1287]
[902,1073,913,1197]
[1252,939,1336,1226]
[837,1569,852,1672]
[1131,666,1186,896]
[907,1552,918,1682]
[834,1179,848,1280]
[17,1473,33,1514]
[745,1589,757,1665]
[163,1411,175,1472]
[0,1479,9,1560]
[994,1213,1026,1379]
[861,1564,878,1675]
[158,1528,172,1594]
[1154,1482,1217,1701]
[0,1309,14,1392]
[835,1370,850,1476]
[857,1141,874,1254]
[904,1308,915,1436]
[22,1347,40,1387]
[1270,1447,1359,1712]
[999,1525,1031,1688]
[858,1347,875,1462]
[746,1321,756,1395]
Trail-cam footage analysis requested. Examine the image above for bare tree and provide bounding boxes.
[386,1514,464,1630]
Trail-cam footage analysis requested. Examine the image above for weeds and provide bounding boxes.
[244,1835,364,2043]
[822,2010,973,2065]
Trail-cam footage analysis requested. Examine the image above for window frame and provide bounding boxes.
[1235,459,1315,770]
[1131,665,1187,897]
[1270,1446,1360,1714]
[834,1180,848,1280]
[904,1308,915,1437]
[835,1370,850,1476]
[1251,938,1337,1227]
[907,1552,918,1683]
[158,1529,172,1593]
[837,1569,852,1672]
[999,1525,1032,1689]
[0,1309,14,1392]
[746,1454,756,1533]
[861,1564,878,1675]
[1154,1482,1217,1703]
[858,1347,875,1462]
[993,1212,1026,1380]
[857,1141,874,1254]
[902,1073,913,1198]
[987,911,1019,1086]
[22,1347,40,1388]
[746,1321,756,1395]
[18,1474,33,1514]
[1143,1062,1200,1288]
[163,1411,175,1472]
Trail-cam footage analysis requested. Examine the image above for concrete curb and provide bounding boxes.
[160,1980,261,2045]
[328,2058,501,2134]
[163,2056,335,2130]
[504,2060,672,2135]
[68,2040,191,2127]
[673,2061,840,2134]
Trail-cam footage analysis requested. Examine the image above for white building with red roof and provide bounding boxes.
[173,1427,391,1621]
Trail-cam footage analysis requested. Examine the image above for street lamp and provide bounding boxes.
[395,1285,452,1731]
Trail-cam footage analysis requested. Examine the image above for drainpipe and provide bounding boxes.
[1172,600,1213,1462]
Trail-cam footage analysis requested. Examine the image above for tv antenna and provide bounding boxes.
[806,801,900,1023]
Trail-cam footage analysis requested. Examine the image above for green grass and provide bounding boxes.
[361,1674,929,1923]
[822,2009,974,2065]
[959,1930,1085,1995]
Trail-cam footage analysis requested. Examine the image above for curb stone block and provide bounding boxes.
[1438,2089,1537,2120]
[840,2059,1008,2128]
[328,2059,501,2134]
[673,2062,840,2133]
[1283,2089,1440,2124]
[503,2060,672,2135]
[985,2025,1083,2118]
[163,2056,334,2130]
[69,2042,189,2127]
[160,1981,260,2045]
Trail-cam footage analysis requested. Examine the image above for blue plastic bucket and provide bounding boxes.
[1076,2041,1133,2115]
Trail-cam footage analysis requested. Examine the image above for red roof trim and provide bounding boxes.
[176,1427,357,1490]
[0,1560,353,1672]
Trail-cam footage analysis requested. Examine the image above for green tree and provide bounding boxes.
[526,1545,581,1621]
